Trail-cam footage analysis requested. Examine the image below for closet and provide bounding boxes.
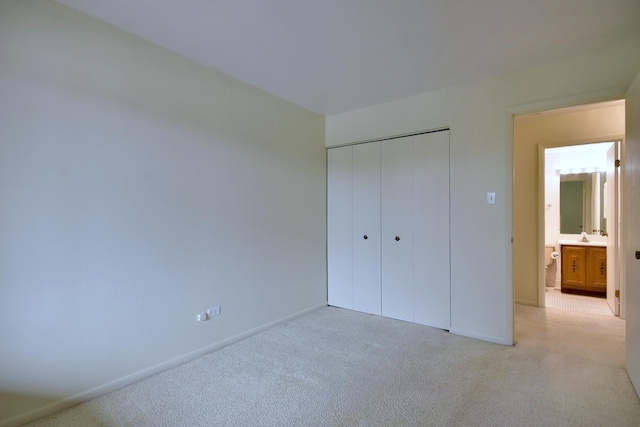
[327,130,450,329]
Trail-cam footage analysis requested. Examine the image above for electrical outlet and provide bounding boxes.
[207,306,221,317]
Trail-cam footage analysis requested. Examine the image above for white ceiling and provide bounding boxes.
[55,0,640,115]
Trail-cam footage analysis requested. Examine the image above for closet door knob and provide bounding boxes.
[363,235,368,240]
[395,236,400,241]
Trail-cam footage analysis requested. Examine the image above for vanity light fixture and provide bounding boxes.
[556,166,601,175]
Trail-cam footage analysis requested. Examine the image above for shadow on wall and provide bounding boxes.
[0,391,81,426]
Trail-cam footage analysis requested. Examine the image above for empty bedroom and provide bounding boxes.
[2,1,640,426]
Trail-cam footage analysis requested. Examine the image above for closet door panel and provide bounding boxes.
[352,142,382,315]
[327,146,353,309]
[381,137,414,322]
[413,131,450,329]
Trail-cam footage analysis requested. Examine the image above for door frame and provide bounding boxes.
[606,141,622,316]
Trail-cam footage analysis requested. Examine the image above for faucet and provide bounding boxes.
[581,231,589,242]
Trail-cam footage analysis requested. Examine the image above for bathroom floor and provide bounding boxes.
[545,287,613,316]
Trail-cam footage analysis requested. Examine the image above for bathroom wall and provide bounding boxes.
[514,102,625,305]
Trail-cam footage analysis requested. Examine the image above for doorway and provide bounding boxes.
[512,99,625,319]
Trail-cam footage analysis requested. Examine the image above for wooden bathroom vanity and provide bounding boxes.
[560,243,606,296]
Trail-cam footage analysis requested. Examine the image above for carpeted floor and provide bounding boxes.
[24,305,640,426]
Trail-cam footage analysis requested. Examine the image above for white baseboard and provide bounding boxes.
[515,298,538,307]
[0,303,328,427]
[449,328,513,346]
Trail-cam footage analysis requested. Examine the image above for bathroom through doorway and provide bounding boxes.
[533,101,625,319]
[513,99,625,319]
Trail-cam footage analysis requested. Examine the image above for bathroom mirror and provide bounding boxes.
[559,172,606,234]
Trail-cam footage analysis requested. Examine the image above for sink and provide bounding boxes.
[557,239,607,247]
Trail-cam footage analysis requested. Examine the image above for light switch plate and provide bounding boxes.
[487,192,496,205]
[207,306,221,317]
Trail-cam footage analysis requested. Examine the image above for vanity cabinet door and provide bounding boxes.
[561,246,587,289]
[560,245,606,294]
[589,247,607,292]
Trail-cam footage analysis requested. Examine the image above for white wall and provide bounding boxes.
[625,71,640,397]
[327,40,640,345]
[0,1,326,424]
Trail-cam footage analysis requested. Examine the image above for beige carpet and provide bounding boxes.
[24,305,640,426]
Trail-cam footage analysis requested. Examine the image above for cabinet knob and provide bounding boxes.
[572,259,576,272]
[600,262,605,275]
[395,236,400,241]
[363,235,368,240]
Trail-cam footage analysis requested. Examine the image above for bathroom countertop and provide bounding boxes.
[558,239,607,247]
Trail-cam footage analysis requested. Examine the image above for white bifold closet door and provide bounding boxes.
[381,138,414,321]
[327,146,353,310]
[413,132,450,328]
[327,142,382,314]
[327,130,450,329]
[381,132,450,328]
[352,142,382,315]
